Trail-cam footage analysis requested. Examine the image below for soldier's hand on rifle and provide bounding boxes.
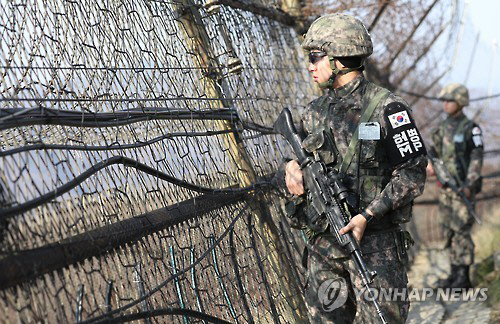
[339,212,371,242]
[285,160,304,196]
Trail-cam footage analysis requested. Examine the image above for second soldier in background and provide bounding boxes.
[428,83,484,289]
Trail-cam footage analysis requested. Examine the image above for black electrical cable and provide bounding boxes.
[241,120,275,134]
[0,96,284,103]
[96,308,232,324]
[0,130,235,156]
[0,107,239,130]
[0,156,271,220]
[0,107,237,120]
[0,107,278,155]
[0,121,277,156]
[0,64,304,71]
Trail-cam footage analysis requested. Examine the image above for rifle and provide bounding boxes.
[427,149,482,224]
[274,108,388,324]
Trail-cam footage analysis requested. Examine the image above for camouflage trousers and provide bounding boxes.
[438,189,475,266]
[304,230,409,324]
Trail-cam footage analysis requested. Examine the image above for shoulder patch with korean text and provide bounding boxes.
[383,102,426,165]
[471,126,483,148]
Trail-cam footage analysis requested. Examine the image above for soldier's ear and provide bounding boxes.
[333,58,343,68]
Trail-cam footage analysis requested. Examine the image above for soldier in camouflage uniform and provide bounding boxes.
[284,14,427,323]
[428,83,483,289]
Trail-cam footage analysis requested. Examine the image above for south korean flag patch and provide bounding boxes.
[388,110,411,129]
[471,126,483,147]
[384,102,426,166]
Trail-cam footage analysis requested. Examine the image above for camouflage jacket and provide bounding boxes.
[287,76,427,235]
[431,112,483,191]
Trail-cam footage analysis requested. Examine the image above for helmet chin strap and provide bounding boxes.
[318,57,363,89]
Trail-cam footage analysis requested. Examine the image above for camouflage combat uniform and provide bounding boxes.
[285,13,427,323]
[288,75,427,323]
[431,111,483,266]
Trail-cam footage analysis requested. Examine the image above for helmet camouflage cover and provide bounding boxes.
[302,13,373,58]
[438,83,469,106]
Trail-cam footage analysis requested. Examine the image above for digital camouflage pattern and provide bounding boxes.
[304,231,410,323]
[431,110,483,265]
[286,75,427,322]
[438,191,475,265]
[438,83,469,107]
[431,112,483,190]
[299,76,427,234]
[302,14,373,58]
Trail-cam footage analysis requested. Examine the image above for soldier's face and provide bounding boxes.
[308,51,332,84]
[443,100,462,116]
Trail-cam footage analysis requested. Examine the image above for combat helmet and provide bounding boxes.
[438,83,469,107]
[302,13,373,58]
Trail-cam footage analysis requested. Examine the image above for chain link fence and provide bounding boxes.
[0,0,313,322]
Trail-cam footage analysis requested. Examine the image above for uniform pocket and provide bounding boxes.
[360,139,382,168]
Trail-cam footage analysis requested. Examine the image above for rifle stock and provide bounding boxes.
[274,108,388,324]
[274,108,309,163]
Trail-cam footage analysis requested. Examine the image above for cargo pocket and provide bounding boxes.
[358,139,381,207]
